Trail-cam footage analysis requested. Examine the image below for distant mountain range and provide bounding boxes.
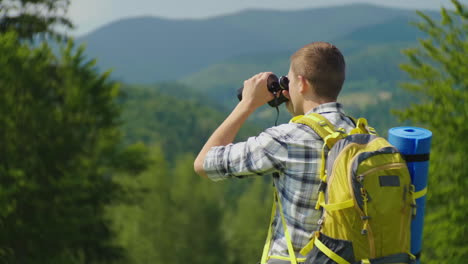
[77,3,442,155]
[76,4,438,85]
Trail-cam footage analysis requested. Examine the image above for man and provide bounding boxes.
[194,42,355,262]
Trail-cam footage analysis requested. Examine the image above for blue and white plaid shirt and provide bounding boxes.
[204,102,355,259]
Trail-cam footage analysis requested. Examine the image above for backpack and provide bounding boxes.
[261,113,417,264]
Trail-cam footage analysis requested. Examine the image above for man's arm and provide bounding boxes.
[194,72,275,178]
[193,101,255,178]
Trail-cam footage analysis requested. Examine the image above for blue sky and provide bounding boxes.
[69,0,455,36]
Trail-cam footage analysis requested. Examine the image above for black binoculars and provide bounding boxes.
[237,74,290,107]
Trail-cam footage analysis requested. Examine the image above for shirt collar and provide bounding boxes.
[304,102,346,116]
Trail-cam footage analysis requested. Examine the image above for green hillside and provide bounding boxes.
[179,50,291,100]
[178,41,412,103]
[120,84,263,161]
[76,4,437,84]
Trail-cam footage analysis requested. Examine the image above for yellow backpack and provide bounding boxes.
[261,113,417,264]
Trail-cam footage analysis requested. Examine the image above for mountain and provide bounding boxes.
[75,3,439,134]
[76,4,437,84]
[178,41,414,104]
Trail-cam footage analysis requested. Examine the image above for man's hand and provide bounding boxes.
[240,72,275,110]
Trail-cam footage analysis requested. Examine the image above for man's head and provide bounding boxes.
[284,42,346,115]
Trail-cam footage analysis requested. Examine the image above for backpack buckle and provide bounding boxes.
[318,120,327,127]
[336,127,346,134]
[317,218,324,226]
[357,175,365,182]
[318,181,327,192]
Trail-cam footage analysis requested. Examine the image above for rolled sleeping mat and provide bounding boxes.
[388,127,432,263]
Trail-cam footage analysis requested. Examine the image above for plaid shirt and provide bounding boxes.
[204,102,355,259]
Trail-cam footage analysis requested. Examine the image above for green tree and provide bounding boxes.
[0,0,72,40]
[397,1,468,262]
[0,31,146,263]
[223,178,272,264]
[109,150,227,264]
[108,146,170,264]
[169,154,227,263]
[120,85,262,162]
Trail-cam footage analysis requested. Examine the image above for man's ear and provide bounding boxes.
[297,75,309,94]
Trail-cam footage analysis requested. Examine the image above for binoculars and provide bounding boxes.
[237,74,290,107]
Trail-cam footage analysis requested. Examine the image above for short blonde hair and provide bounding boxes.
[290,42,345,100]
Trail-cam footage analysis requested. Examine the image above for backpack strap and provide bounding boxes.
[290,113,347,182]
[347,115,357,126]
[303,232,415,264]
[261,189,307,264]
[290,113,347,210]
[313,233,352,264]
[291,113,335,140]
[261,114,348,264]
[349,117,378,136]
[290,113,345,149]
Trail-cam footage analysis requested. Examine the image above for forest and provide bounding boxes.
[0,0,467,263]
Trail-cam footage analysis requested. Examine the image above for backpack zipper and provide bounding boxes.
[358,163,407,179]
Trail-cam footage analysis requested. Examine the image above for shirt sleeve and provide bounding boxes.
[203,128,288,181]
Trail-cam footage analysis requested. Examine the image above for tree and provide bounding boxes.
[397,1,468,263]
[0,0,72,40]
[107,146,170,264]
[108,150,227,264]
[0,31,146,263]
[119,84,262,163]
[222,177,271,264]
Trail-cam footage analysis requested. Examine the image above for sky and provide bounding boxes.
[68,0,456,36]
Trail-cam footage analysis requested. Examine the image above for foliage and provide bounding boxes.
[0,31,146,263]
[222,177,272,264]
[108,148,227,264]
[107,147,170,263]
[344,88,414,137]
[397,1,468,262]
[120,84,262,162]
[0,0,72,40]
